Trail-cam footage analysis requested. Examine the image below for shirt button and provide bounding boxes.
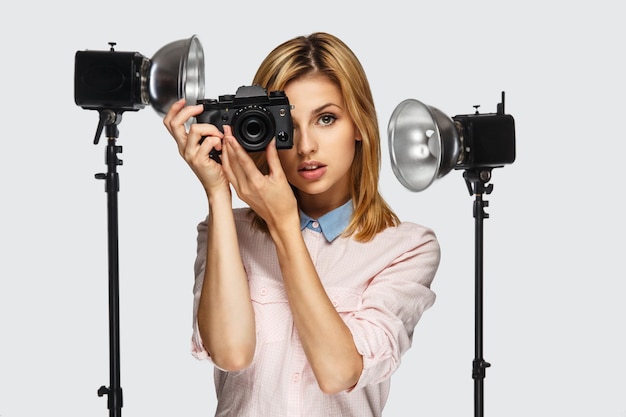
[311,221,319,229]
[292,373,300,382]
[332,300,339,308]
[260,288,268,296]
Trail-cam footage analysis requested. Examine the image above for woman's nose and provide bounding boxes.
[296,129,318,155]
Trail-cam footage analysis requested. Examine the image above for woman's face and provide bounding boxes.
[278,75,360,216]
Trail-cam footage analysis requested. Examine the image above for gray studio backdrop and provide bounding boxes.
[1,1,624,416]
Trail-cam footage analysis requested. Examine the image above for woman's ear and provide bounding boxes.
[353,124,363,142]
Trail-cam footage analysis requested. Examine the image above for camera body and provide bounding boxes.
[196,85,293,152]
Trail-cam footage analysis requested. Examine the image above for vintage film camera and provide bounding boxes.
[196,85,294,153]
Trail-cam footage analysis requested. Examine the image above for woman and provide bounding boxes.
[163,32,440,417]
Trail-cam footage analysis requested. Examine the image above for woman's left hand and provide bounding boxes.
[221,125,299,230]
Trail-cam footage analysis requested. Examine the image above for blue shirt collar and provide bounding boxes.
[300,200,353,242]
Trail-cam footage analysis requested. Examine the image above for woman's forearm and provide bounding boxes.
[197,190,256,371]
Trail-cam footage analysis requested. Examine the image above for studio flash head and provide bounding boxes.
[74,36,205,143]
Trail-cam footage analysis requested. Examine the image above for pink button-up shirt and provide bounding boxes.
[191,208,440,416]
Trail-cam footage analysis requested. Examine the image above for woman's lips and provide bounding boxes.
[298,161,327,180]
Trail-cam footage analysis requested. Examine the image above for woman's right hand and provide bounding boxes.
[163,98,229,197]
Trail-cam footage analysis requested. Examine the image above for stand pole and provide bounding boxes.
[463,168,494,417]
[94,110,124,417]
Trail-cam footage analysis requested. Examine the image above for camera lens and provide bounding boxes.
[232,106,275,152]
[241,118,265,141]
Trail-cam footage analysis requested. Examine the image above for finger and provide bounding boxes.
[188,122,224,144]
[185,124,223,162]
[264,139,284,179]
[172,104,205,139]
[221,127,246,187]
[224,126,262,181]
[186,131,220,160]
[223,124,235,139]
[164,101,205,146]
[162,98,186,134]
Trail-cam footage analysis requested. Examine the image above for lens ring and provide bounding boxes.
[232,105,275,152]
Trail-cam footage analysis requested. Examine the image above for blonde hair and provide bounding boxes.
[250,32,399,242]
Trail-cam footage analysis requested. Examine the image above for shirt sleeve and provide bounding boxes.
[191,217,210,360]
[346,223,440,390]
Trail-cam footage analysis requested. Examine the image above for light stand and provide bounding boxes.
[464,168,493,417]
[74,36,205,416]
[94,110,124,417]
[387,93,515,417]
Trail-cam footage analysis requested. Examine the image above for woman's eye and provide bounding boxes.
[318,114,336,126]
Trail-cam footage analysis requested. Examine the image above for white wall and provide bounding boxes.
[1,1,624,416]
